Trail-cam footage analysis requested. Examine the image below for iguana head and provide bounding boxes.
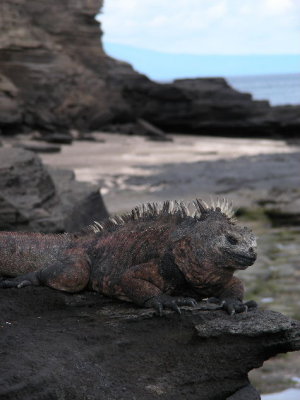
[172,199,257,272]
[192,199,257,270]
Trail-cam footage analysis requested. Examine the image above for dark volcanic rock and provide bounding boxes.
[119,77,273,135]
[268,105,300,137]
[0,287,299,400]
[122,150,300,225]
[48,167,109,232]
[0,0,129,133]
[259,187,300,226]
[0,73,23,130]
[118,76,300,136]
[42,133,73,145]
[13,141,61,153]
[227,385,261,400]
[0,147,108,232]
[0,147,57,231]
[104,118,173,141]
[137,118,173,141]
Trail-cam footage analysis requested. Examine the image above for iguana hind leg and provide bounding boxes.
[0,271,40,288]
[39,249,91,293]
[0,249,91,293]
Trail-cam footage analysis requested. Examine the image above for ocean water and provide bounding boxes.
[261,388,300,400]
[227,73,300,106]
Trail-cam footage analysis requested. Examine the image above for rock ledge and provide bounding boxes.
[1,286,299,400]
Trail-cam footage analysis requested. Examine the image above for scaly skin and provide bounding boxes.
[0,199,257,315]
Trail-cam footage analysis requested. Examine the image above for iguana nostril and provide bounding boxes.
[249,247,257,260]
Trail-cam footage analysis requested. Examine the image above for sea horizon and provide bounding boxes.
[154,73,300,107]
[226,73,300,106]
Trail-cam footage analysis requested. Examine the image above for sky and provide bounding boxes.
[100,0,300,55]
[98,0,300,79]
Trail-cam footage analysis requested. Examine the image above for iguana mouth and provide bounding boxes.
[234,253,257,268]
[224,250,257,268]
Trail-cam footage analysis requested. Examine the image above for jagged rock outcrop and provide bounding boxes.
[125,76,271,135]
[259,187,300,226]
[0,287,299,400]
[0,73,23,129]
[115,76,300,136]
[0,147,108,232]
[0,0,131,133]
[0,1,299,137]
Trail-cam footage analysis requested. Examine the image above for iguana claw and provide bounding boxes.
[144,295,197,316]
[207,297,257,315]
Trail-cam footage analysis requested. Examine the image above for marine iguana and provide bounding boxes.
[0,198,257,315]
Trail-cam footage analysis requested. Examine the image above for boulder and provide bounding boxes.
[0,73,23,130]
[0,147,108,232]
[258,187,300,226]
[137,119,173,141]
[13,141,61,153]
[104,118,173,141]
[49,168,109,233]
[42,133,73,145]
[0,287,299,400]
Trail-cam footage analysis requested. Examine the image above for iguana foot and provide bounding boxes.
[0,272,39,289]
[207,297,257,315]
[144,294,197,316]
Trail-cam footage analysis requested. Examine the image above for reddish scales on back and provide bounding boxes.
[0,199,257,315]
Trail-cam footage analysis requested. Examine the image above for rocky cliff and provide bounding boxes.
[0,0,299,136]
[0,0,134,133]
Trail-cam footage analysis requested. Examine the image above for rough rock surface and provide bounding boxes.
[0,73,23,129]
[259,187,300,226]
[117,76,300,136]
[104,118,173,141]
[119,77,273,135]
[13,141,61,153]
[0,287,299,400]
[0,147,108,232]
[0,1,299,136]
[0,0,131,133]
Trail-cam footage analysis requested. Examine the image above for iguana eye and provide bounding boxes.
[226,235,238,245]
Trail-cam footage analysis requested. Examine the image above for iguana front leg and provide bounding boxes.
[208,276,257,315]
[118,261,197,315]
